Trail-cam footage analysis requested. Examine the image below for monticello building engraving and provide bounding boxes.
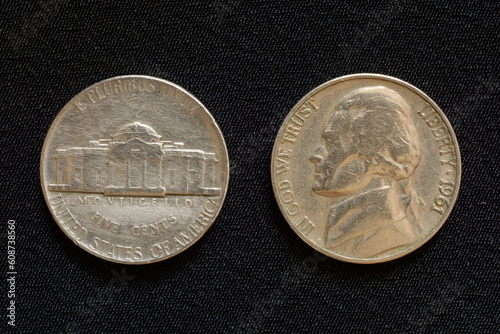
[49,122,220,196]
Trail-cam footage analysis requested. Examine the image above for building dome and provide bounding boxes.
[112,122,161,142]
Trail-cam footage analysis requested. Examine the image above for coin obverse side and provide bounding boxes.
[41,75,229,264]
[271,74,461,264]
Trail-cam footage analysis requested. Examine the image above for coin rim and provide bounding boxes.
[40,75,230,264]
[271,73,462,264]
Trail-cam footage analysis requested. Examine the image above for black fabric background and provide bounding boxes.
[1,1,499,333]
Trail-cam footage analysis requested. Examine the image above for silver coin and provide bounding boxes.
[271,74,461,263]
[41,75,229,264]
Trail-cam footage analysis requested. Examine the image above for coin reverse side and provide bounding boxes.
[271,74,461,264]
[41,75,229,264]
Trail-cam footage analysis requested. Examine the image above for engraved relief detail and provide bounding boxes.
[49,122,220,196]
[309,87,425,258]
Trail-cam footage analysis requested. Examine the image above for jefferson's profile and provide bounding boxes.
[310,87,425,258]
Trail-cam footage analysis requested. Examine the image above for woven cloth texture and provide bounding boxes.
[1,1,499,333]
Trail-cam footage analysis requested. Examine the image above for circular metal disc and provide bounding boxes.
[271,74,461,264]
[41,75,229,264]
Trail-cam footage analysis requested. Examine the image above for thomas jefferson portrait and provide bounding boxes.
[310,87,425,258]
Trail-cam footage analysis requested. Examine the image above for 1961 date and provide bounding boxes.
[430,179,455,215]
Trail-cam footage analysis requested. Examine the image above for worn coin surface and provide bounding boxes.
[41,75,229,264]
[271,74,461,263]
